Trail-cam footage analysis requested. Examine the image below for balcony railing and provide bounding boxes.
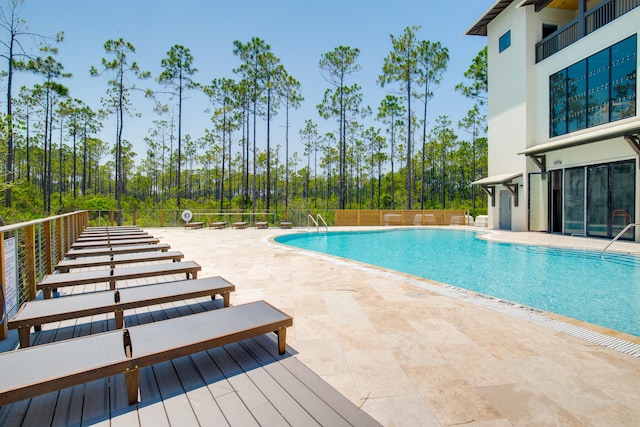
[536,0,640,63]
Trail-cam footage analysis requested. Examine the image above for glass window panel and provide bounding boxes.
[587,165,609,237]
[564,167,585,235]
[567,60,587,132]
[548,36,637,137]
[499,30,511,53]
[610,35,637,121]
[587,50,610,127]
[528,172,549,232]
[610,161,635,239]
[550,69,567,137]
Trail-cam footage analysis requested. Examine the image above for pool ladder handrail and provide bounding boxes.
[600,223,639,258]
[307,214,328,232]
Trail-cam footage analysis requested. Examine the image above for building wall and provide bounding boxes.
[486,2,533,230]
[485,2,639,233]
[531,8,640,147]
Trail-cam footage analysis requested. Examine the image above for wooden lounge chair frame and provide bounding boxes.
[55,250,184,273]
[70,237,160,249]
[209,221,227,229]
[0,301,292,406]
[232,222,249,229]
[37,260,201,299]
[255,221,269,229]
[9,276,235,347]
[65,243,171,259]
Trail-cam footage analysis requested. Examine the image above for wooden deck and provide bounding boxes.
[0,272,379,426]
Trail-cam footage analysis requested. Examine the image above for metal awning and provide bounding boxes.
[518,122,640,170]
[472,172,522,207]
[471,172,522,186]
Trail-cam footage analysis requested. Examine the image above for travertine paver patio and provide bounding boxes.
[152,225,640,426]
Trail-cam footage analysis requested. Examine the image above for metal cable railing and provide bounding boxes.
[0,211,89,340]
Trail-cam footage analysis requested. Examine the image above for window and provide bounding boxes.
[549,35,637,137]
[542,23,557,39]
[499,30,511,53]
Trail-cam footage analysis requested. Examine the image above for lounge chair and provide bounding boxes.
[209,221,228,229]
[280,221,293,229]
[79,229,148,237]
[84,226,141,232]
[232,222,249,229]
[37,260,201,298]
[55,250,185,273]
[0,301,292,406]
[70,237,160,249]
[255,221,269,229]
[184,221,205,229]
[65,243,171,259]
[9,276,236,347]
[75,233,152,242]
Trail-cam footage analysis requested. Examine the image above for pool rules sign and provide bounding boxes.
[3,237,18,320]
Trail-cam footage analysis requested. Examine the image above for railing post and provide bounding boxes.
[42,220,53,276]
[160,210,164,227]
[0,232,6,340]
[24,225,37,301]
[56,217,64,261]
[64,215,71,254]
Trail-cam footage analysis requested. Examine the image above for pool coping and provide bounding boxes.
[269,227,640,357]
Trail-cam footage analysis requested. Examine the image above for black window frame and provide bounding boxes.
[549,34,637,138]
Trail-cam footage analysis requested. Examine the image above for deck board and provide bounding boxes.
[241,337,353,426]
[0,278,380,426]
[171,355,228,425]
[226,341,323,426]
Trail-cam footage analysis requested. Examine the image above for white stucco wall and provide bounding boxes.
[486,2,534,231]
[484,2,639,232]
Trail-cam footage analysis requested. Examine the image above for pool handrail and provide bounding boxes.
[307,214,328,232]
[600,223,639,258]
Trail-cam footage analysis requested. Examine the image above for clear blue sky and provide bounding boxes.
[16,0,490,165]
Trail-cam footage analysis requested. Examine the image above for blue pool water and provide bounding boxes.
[275,229,640,336]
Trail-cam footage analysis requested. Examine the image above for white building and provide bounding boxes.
[467,0,639,241]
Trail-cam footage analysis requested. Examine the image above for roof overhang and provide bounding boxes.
[471,172,522,186]
[518,122,640,156]
[472,172,522,207]
[465,0,555,36]
[465,0,514,36]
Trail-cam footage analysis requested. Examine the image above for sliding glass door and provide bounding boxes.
[564,167,585,235]
[610,161,635,239]
[587,165,609,237]
[587,160,635,239]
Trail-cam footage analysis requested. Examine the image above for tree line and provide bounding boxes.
[0,0,488,224]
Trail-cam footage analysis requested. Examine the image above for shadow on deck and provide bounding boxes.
[0,288,379,426]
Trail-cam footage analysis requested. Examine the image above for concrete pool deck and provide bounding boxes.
[149,226,640,426]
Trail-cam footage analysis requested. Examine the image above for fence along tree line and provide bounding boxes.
[0,1,488,222]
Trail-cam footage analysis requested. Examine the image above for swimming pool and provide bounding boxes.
[275,228,640,337]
